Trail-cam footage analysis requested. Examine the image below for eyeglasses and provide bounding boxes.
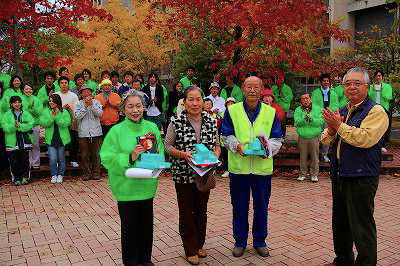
[343,81,367,88]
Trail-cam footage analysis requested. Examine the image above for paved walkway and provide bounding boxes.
[1,175,400,266]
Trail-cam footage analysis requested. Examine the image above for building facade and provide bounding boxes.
[329,0,395,55]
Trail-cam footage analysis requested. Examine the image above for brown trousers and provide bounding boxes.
[79,136,102,178]
[175,182,210,257]
[298,136,320,176]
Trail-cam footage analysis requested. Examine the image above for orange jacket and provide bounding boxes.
[95,92,121,126]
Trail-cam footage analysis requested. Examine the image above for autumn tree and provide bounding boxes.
[150,0,348,81]
[0,0,110,76]
[68,0,177,81]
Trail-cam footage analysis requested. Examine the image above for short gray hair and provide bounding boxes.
[343,67,370,84]
[183,85,204,101]
[119,90,145,112]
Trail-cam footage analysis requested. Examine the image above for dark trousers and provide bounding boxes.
[281,113,287,138]
[175,182,210,257]
[79,136,102,178]
[101,124,114,139]
[68,130,79,162]
[332,176,379,266]
[230,173,272,248]
[221,147,228,171]
[117,199,154,266]
[383,109,392,145]
[7,149,30,182]
[0,128,9,173]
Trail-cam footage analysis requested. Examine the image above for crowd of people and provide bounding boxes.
[0,65,394,266]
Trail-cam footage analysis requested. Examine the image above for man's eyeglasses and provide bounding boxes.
[343,81,367,88]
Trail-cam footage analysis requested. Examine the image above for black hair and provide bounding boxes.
[147,72,159,82]
[110,70,119,78]
[82,69,92,78]
[204,98,213,104]
[9,95,22,110]
[132,79,141,84]
[319,73,330,83]
[58,66,68,76]
[10,75,24,90]
[186,65,195,71]
[183,85,204,101]
[49,94,63,111]
[191,77,199,85]
[44,71,56,80]
[374,70,384,77]
[74,73,84,83]
[174,81,183,90]
[123,71,134,78]
[101,70,110,79]
[58,76,70,84]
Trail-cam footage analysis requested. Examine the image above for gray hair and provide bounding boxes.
[119,90,146,112]
[343,67,370,84]
[183,85,204,101]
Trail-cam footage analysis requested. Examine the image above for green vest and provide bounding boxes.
[228,102,275,175]
[334,85,348,108]
[368,82,393,112]
[220,84,244,102]
[180,76,192,90]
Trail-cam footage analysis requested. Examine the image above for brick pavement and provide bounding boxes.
[1,174,400,266]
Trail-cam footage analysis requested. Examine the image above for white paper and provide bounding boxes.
[125,168,163,178]
[188,161,217,177]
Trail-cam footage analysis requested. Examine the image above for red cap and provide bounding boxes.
[262,89,274,98]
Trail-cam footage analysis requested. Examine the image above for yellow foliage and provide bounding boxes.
[68,0,178,81]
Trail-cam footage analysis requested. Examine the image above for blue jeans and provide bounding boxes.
[230,173,272,248]
[48,146,65,176]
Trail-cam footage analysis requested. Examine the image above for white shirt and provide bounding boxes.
[205,95,226,116]
[374,84,381,104]
[55,90,79,113]
[147,86,161,116]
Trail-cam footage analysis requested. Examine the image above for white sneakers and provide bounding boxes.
[297,175,319,182]
[51,175,63,184]
[311,176,319,182]
[322,155,330,163]
[297,176,306,181]
[221,171,229,178]
[71,162,79,168]
[381,147,387,153]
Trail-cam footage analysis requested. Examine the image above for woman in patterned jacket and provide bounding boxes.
[164,85,221,265]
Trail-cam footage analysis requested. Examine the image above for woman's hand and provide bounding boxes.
[213,149,221,159]
[181,151,194,163]
[131,144,147,162]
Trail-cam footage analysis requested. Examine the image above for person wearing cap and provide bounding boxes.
[75,86,103,181]
[261,89,285,123]
[55,76,80,168]
[205,82,226,117]
[95,79,121,138]
[221,76,283,258]
[294,93,324,182]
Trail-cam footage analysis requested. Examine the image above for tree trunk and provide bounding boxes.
[232,25,243,65]
[12,16,22,76]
